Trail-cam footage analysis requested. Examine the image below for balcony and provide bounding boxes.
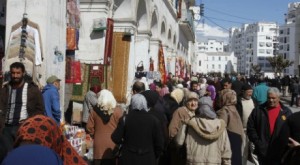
[179,9,195,41]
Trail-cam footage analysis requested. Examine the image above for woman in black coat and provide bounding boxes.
[112,94,164,165]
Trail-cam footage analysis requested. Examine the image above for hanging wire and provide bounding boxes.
[24,0,27,14]
[203,16,229,32]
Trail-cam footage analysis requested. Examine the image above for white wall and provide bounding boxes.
[76,2,107,63]
[6,0,66,117]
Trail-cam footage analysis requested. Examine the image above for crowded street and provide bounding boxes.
[1,0,300,165]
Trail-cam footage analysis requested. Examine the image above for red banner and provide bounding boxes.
[104,18,114,65]
[158,44,167,84]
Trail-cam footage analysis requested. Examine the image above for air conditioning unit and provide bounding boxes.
[93,18,106,31]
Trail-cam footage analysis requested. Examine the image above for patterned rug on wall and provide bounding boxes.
[71,64,89,102]
[108,32,130,103]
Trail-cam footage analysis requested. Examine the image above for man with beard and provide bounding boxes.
[0,62,44,153]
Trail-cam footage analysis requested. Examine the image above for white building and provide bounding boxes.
[197,39,224,52]
[279,2,300,76]
[229,22,279,76]
[192,40,236,75]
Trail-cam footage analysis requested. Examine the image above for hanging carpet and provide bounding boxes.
[108,32,130,103]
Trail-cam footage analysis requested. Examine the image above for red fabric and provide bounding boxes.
[104,18,114,65]
[15,115,87,165]
[268,105,281,135]
[158,44,167,84]
[66,60,81,83]
[177,0,182,18]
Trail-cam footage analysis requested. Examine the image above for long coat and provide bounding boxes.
[112,110,164,165]
[86,106,123,159]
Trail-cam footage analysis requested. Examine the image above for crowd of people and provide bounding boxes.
[1,62,300,165]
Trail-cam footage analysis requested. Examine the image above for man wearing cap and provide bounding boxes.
[42,75,61,125]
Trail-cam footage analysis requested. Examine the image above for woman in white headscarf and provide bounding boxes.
[112,94,164,165]
[86,89,124,165]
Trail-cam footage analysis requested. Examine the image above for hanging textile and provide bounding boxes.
[66,27,77,50]
[4,17,43,86]
[65,58,81,83]
[177,0,182,18]
[108,32,130,103]
[67,0,81,28]
[89,64,104,87]
[158,44,167,84]
[104,18,114,65]
[175,57,179,77]
[180,58,185,78]
[71,64,89,102]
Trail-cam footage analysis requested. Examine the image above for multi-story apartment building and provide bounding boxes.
[229,22,279,77]
[192,40,236,75]
[197,39,224,52]
[279,2,300,76]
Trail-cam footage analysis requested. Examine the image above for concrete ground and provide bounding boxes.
[280,95,300,113]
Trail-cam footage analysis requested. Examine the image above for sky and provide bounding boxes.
[195,0,298,42]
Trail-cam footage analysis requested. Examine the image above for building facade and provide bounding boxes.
[192,40,236,75]
[2,0,196,117]
[279,2,300,76]
[229,22,279,77]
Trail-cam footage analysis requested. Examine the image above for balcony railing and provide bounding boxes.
[180,9,194,33]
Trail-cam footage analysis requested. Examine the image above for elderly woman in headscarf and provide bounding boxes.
[182,94,232,165]
[168,91,198,165]
[216,89,244,165]
[11,115,87,165]
[86,89,123,165]
[111,94,164,165]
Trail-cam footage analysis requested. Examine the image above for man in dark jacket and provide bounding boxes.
[247,87,292,164]
[0,62,44,153]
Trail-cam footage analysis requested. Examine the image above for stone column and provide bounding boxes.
[135,32,151,72]
[149,38,160,71]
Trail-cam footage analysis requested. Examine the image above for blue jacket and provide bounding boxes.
[42,84,60,125]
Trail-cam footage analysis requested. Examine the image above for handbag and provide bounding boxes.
[112,113,127,158]
[136,61,144,72]
[175,123,188,146]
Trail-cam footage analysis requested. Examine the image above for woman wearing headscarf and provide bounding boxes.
[141,90,169,165]
[111,94,164,165]
[13,115,87,165]
[183,94,231,165]
[86,89,123,165]
[163,88,185,124]
[217,89,244,165]
[168,91,198,165]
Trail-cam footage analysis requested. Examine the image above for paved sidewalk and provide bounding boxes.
[280,95,291,104]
